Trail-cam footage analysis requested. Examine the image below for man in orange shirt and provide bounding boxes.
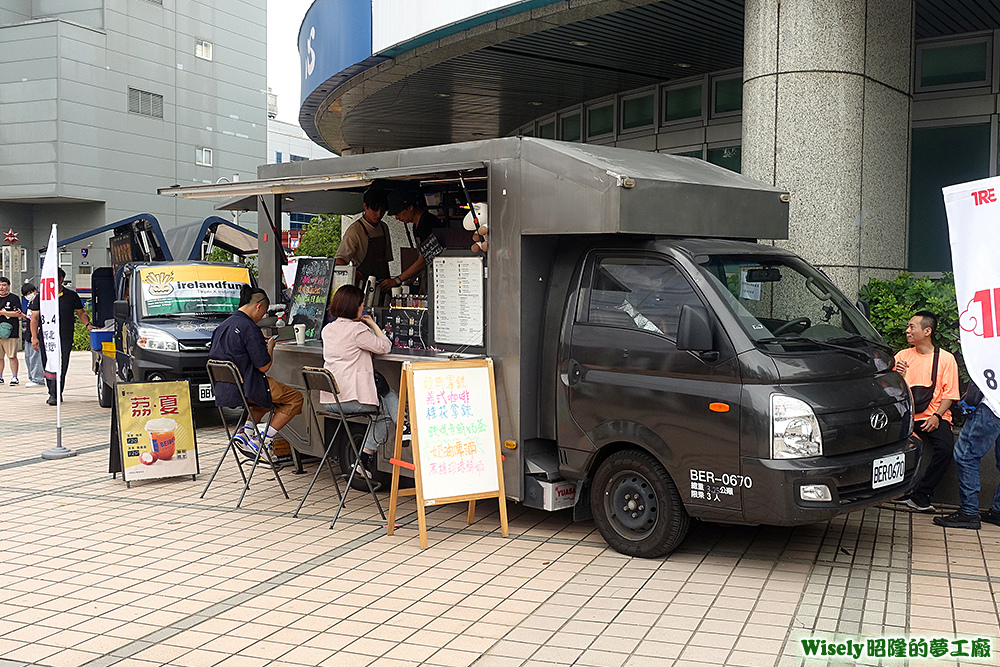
[894,311,960,512]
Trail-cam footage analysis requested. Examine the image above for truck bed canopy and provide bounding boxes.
[56,213,172,260]
[158,137,789,240]
[162,216,258,261]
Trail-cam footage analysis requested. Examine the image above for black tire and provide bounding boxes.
[590,449,691,558]
[97,375,113,408]
[338,425,391,491]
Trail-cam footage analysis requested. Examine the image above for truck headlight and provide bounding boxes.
[137,327,178,352]
[771,394,822,459]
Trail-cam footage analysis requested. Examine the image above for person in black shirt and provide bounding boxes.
[209,288,303,461]
[29,269,92,404]
[379,189,443,291]
[0,276,28,386]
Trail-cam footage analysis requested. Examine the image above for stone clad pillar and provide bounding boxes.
[742,0,913,297]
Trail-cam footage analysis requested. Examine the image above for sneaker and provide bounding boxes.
[354,451,382,491]
[0,377,4,384]
[933,511,981,530]
[981,509,1000,527]
[232,431,262,460]
[903,493,935,512]
[401,419,412,446]
[46,396,56,406]
[25,380,43,387]
[9,377,17,386]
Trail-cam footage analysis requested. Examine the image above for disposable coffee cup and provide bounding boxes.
[293,324,306,344]
[145,417,177,460]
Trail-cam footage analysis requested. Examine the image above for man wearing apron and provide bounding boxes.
[334,189,392,283]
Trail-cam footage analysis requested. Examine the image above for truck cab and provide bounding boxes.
[93,261,254,407]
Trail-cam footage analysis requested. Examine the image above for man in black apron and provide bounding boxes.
[334,189,391,283]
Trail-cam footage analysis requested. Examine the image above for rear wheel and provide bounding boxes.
[97,374,113,408]
[590,449,690,558]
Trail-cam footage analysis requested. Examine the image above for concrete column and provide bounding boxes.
[742,0,913,298]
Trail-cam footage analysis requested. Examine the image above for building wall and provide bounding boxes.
[0,0,266,282]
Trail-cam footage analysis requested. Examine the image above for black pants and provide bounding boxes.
[39,343,71,400]
[913,419,955,496]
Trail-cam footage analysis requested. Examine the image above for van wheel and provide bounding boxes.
[590,449,690,558]
[97,375,113,408]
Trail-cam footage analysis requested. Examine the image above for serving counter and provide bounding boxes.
[269,339,481,466]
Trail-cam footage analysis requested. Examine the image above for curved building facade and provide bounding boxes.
[298,0,1000,296]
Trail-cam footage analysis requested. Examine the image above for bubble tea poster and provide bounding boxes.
[117,381,199,482]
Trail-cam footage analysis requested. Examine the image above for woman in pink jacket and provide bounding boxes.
[320,285,396,488]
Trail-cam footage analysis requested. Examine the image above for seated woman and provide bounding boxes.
[320,285,397,489]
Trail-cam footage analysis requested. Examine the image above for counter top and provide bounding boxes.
[273,340,482,364]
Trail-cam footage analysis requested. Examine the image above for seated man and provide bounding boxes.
[209,287,303,462]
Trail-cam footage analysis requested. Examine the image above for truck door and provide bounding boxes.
[565,252,744,512]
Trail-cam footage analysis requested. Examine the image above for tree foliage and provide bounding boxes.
[859,272,965,381]
[294,214,342,258]
[204,246,258,278]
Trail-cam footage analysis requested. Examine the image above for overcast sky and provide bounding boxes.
[267,0,313,125]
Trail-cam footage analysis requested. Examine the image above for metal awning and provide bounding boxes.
[161,217,259,260]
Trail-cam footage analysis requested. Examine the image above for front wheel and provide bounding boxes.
[97,374,113,408]
[590,449,691,558]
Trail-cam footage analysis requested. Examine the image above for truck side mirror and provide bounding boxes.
[113,300,129,322]
[855,299,871,320]
[676,304,714,352]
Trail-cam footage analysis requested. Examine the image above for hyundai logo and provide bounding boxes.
[870,409,889,430]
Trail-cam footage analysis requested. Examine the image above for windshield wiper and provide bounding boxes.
[754,335,872,362]
[826,334,894,355]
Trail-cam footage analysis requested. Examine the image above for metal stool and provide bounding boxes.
[295,366,385,528]
[201,360,290,508]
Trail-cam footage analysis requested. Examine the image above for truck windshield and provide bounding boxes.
[696,255,884,353]
[137,265,252,318]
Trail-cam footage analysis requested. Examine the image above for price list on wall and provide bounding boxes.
[432,256,484,347]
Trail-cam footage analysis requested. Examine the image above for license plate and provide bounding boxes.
[198,384,215,402]
[872,453,905,489]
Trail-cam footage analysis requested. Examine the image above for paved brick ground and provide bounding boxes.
[1,352,998,667]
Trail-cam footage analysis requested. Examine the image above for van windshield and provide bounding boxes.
[137,265,251,319]
[695,255,884,353]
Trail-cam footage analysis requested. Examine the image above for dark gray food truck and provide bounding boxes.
[162,138,920,557]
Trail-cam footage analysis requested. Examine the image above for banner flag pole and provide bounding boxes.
[41,223,75,460]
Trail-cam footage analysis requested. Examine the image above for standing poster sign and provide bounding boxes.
[943,177,1000,416]
[387,358,509,548]
[116,380,199,485]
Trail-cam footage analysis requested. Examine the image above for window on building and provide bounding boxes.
[140,0,163,5]
[521,127,534,137]
[910,123,990,271]
[713,76,743,116]
[560,113,582,142]
[195,39,213,61]
[707,145,741,173]
[663,83,702,123]
[275,152,282,163]
[587,103,614,138]
[195,147,213,166]
[128,88,163,118]
[670,149,704,159]
[537,120,555,139]
[621,92,655,131]
[917,38,990,89]
[59,252,72,267]
[289,154,308,162]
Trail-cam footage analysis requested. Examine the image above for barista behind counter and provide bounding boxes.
[379,189,443,292]
[334,189,392,282]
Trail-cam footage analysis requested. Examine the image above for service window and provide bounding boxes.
[587,256,701,339]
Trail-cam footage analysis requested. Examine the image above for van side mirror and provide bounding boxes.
[677,304,714,353]
[113,300,129,322]
[855,299,871,320]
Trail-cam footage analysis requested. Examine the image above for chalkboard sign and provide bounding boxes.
[288,257,335,340]
[387,358,508,548]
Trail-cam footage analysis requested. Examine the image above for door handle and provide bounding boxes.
[567,359,583,386]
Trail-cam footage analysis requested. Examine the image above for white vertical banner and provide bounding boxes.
[40,225,60,378]
[943,176,1000,416]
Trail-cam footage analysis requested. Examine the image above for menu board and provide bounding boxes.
[432,256,484,347]
[116,380,199,483]
[288,257,335,340]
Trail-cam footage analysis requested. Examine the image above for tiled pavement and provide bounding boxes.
[1,353,998,667]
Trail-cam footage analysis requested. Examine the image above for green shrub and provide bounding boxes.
[859,272,966,382]
[294,214,342,258]
[73,306,93,351]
